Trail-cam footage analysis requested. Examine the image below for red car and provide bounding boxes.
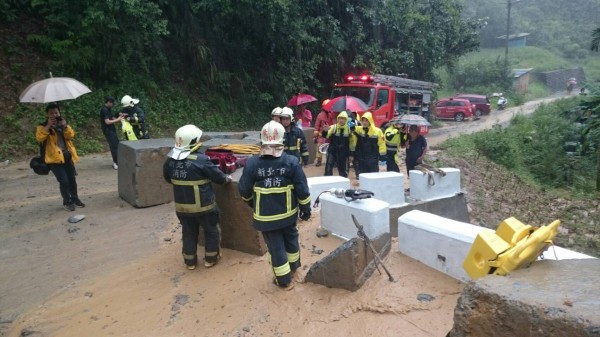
[432,98,473,122]
[453,94,491,117]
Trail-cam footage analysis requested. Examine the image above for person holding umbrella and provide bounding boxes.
[287,93,317,128]
[403,124,428,176]
[35,103,85,211]
[323,111,354,177]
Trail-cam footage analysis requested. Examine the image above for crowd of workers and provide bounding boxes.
[34,96,427,290]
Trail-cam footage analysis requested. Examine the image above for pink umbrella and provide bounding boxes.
[287,93,317,107]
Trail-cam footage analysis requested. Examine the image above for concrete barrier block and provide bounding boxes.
[202,168,267,256]
[118,138,174,208]
[398,210,491,282]
[359,171,405,206]
[409,167,461,201]
[389,193,470,237]
[305,233,391,291]
[398,210,596,282]
[307,176,351,208]
[320,194,390,240]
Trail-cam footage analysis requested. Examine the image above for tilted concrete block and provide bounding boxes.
[320,194,390,240]
[409,167,461,201]
[118,138,174,208]
[359,171,405,206]
[389,193,470,237]
[305,233,391,291]
[307,176,351,209]
[398,210,490,282]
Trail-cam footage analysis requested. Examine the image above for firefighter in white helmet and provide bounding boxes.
[271,107,283,123]
[238,121,311,290]
[279,107,309,166]
[120,94,149,139]
[163,124,232,270]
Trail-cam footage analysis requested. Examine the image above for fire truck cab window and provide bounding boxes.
[376,89,389,108]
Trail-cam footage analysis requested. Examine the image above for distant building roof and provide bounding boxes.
[512,68,533,78]
[497,33,530,40]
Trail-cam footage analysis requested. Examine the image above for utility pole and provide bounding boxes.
[504,0,520,70]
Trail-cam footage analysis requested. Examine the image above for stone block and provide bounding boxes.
[359,171,405,206]
[320,194,390,240]
[118,139,173,208]
[305,233,392,291]
[389,193,470,237]
[302,127,316,164]
[201,168,267,256]
[409,167,461,201]
[398,210,491,282]
[307,176,351,209]
[447,259,600,337]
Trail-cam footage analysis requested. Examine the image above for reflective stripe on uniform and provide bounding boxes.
[301,151,309,157]
[182,253,195,260]
[298,195,311,205]
[254,185,296,221]
[205,251,219,257]
[241,195,253,202]
[284,146,298,150]
[172,178,214,213]
[272,262,291,277]
[286,251,300,264]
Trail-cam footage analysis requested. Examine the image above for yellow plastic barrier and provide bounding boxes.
[463,218,560,279]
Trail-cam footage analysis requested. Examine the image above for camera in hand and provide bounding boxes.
[55,116,63,132]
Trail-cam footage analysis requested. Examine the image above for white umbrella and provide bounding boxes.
[19,74,91,103]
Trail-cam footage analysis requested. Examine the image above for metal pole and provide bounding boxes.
[504,1,512,69]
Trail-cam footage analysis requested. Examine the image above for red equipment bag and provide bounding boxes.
[205,148,237,174]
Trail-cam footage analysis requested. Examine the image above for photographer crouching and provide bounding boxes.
[35,103,85,211]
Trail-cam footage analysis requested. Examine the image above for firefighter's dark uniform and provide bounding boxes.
[324,111,354,177]
[238,152,311,286]
[350,112,386,174]
[384,124,406,172]
[283,124,309,165]
[121,105,149,139]
[163,152,229,268]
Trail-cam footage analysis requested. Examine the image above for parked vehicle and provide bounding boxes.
[331,73,437,127]
[431,98,473,122]
[497,96,507,110]
[453,94,491,117]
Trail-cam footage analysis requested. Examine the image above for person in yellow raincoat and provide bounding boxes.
[349,111,386,175]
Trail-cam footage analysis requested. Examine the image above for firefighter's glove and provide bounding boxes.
[313,136,318,144]
[225,175,233,184]
[299,205,311,221]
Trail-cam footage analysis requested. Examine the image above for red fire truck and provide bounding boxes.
[330,73,437,127]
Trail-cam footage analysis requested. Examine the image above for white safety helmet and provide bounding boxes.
[121,95,140,108]
[280,107,294,120]
[168,124,203,160]
[261,121,285,145]
[260,121,285,157]
[271,107,283,117]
